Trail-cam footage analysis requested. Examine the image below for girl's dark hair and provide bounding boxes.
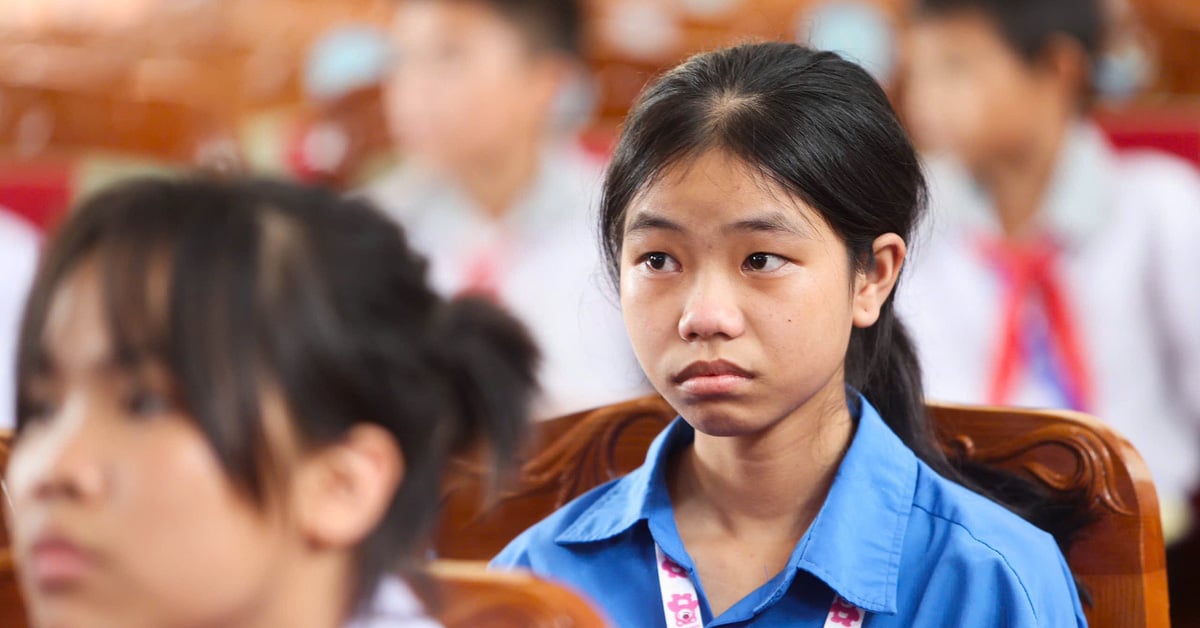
[599,42,1091,568]
[916,0,1102,66]
[15,176,539,609]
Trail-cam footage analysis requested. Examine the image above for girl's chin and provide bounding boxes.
[675,403,771,439]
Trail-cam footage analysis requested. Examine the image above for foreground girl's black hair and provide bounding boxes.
[599,41,1092,586]
[15,176,539,608]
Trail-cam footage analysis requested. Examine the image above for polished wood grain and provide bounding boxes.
[434,395,1170,628]
[0,435,21,628]
[0,0,391,163]
[430,560,607,627]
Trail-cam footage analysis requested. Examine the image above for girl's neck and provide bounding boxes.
[221,554,356,628]
[455,134,544,221]
[670,382,855,539]
[976,118,1071,240]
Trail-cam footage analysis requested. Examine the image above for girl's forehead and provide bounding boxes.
[38,252,173,377]
[626,151,825,237]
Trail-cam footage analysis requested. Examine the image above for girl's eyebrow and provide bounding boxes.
[724,212,814,238]
[625,209,815,239]
[625,211,685,236]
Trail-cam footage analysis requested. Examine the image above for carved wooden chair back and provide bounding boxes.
[430,560,607,627]
[433,395,1170,628]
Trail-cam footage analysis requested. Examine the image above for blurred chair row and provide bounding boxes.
[2,0,1199,199]
[0,396,1170,627]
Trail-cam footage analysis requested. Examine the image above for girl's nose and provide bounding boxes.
[11,399,109,507]
[677,273,746,342]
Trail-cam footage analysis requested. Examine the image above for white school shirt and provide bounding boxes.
[364,143,647,418]
[0,209,40,430]
[346,577,442,628]
[898,122,1200,540]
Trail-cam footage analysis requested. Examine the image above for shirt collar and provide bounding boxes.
[553,416,691,545]
[928,120,1119,250]
[553,395,917,614]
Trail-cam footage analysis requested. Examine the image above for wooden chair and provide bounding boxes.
[0,435,23,628]
[434,394,1171,628]
[430,560,607,627]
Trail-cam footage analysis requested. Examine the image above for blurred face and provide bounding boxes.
[903,11,1059,168]
[619,151,859,438]
[385,0,561,171]
[5,264,297,628]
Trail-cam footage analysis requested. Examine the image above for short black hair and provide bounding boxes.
[916,0,1103,65]
[425,0,584,58]
[16,176,539,610]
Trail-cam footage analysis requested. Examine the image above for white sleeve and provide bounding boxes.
[1143,158,1200,429]
[0,211,41,430]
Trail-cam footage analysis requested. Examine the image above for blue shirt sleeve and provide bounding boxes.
[896,502,1087,627]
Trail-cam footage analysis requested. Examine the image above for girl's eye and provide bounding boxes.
[743,253,788,272]
[17,380,59,427]
[18,397,57,426]
[641,252,681,273]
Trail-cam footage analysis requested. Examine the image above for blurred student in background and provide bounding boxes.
[900,0,1200,543]
[366,0,646,418]
[0,209,39,429]
[6,178,538,628]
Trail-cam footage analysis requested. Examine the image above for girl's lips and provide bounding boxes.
[677,373,752,397]
[28,535,97,590]
[672,360,755,397]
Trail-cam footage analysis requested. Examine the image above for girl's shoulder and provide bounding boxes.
[1111,149,1200,228]
[492,418,689,569]
[902,461,1086,625]
[909,460,1056,550]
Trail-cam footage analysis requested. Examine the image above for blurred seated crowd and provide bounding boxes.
[0,0,1198,626]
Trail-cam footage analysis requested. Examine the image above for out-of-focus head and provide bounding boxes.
[903,0,1101,165]
[6,177,537,628]
[385,0,584,172]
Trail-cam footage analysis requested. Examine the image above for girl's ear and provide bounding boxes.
[852,233,907,329]
[291,424,404,550]
[1036,34,1091,103]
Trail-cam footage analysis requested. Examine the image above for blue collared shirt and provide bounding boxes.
[492,397,1087,627]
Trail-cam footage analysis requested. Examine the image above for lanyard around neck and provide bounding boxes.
[654,543,864,627]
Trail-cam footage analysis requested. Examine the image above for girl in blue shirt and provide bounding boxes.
[494,42,1088,627]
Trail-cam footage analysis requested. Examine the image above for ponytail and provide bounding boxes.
[353,295,538,605]
[846,300,934,460]
[849,299,1094,566]
[429,296,540,472]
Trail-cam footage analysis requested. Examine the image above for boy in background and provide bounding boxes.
[899,0,1200,544]
[367,0,646,417]
[0,209,38,429]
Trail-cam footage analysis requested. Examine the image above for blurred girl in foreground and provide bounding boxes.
[5,177,538,628]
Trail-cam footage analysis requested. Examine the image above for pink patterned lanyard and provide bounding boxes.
[654,543,865,628]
